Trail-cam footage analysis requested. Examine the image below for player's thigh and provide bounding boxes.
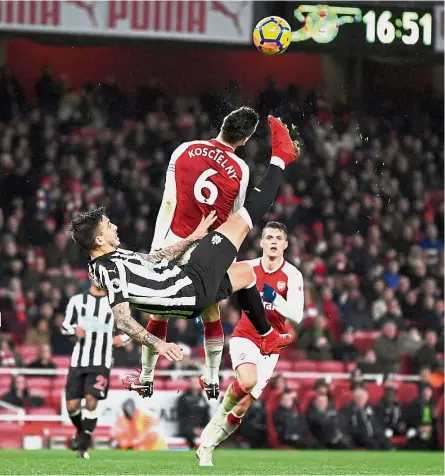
[215,213,250,250]
[84,368,111,401]
[200,302,220,323]
[229,337,260,387]
[250,354,279,400]
[226,262,255,293]
[65,368,86,402]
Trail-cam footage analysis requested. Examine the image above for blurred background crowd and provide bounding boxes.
[0,64,443,450]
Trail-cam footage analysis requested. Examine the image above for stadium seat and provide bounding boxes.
[51,356,71,368]
[299,390,316,413]
[366,383,384,406]
[391,436,408,448]
[293,361,318,372]
[219,378,232,392]
[344,362,357,373]
[397,382,419,405]
[316,361,345,373]
[0,423,22,448]
[17,344,39,363]
[27,406,58,415]
[335,391,353,409]
[274,360,293,372]
[286,380,301,392]
[27,377,53,390]
[353,331,380,353]
[400,354,415,375]
[279,348,306,361]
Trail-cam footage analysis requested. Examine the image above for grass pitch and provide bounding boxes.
[0,449,442,475]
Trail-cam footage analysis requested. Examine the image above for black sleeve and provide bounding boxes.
[100,262,130,308]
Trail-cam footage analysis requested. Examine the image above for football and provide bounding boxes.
[253,16,292,55]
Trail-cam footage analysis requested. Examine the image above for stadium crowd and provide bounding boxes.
[0,68,443,449]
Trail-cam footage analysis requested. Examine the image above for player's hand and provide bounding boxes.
[262,283,277,302]
[190,210,218,241]
[153,340,183,361]
[75,327,86,339]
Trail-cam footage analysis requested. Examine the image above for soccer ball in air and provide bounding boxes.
[253,16,291,55]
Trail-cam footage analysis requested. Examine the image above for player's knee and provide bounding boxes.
[85,394,98,411]
[238,374,258,394]
[66,400,80,414]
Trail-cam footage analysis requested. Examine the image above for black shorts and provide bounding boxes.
[65,366,110,401]
[183,231,236,315]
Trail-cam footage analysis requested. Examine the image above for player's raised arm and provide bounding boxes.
[150,151,178,252]
[263,268,305,324]
[137,211,218,264]
[111,301,183,361]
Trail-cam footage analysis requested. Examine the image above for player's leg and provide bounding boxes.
[77,369,110,458]
[140,315,169,386]
[65,368,86,450]
[200,303,224,399]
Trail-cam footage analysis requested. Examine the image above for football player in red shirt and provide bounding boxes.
[197,222,304,466]
[135,107,263,400]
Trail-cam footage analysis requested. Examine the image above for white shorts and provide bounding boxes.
[162,229,197,265]
[229,337,279,400]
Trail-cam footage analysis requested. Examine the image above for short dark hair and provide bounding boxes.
[67,206,107,251]
[262,221,288,239]
[220,106,259,144]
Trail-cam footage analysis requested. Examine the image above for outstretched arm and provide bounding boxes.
[112,302,183,361]
[137,211,218,264]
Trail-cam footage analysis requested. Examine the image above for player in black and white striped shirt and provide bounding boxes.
[67,116,299,394]
[62,282,128,459]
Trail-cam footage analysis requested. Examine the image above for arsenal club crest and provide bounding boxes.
[277,281,286,292]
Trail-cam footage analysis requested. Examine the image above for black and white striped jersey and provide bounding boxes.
[87,248,197,319]
[62,291,114,369]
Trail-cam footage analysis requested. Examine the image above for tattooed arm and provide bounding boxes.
[136,236,197,264]
[137,211,218,264]
[111,302,183,361]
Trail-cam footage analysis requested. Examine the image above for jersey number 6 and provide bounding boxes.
[194,169,218,205]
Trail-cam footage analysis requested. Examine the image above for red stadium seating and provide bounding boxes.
[0,423,22,448]
[335,391,353,409]
[17,345,39,363]
[27,407,58,415]
[274,360,293,372]
[353,331,380,353]
[397,382,419,405]
[400,354,415,375]
[286,380,301,392]
[299,390,316,413]
[365,383,384,406]
[51,356,71,368]
[344,362,357,373]
[293,361,318,372]
[316,361,345,373]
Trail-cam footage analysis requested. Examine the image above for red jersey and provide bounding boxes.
[232,258,304,350]
[151,139,249,250]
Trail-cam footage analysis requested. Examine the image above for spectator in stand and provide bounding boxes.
[349,368,365,391]
[273,391,321,449]
[113,340,141,368]
[373,321,403,373]
[405,383,438,450]
[399,326,424,355]
[238,398,268,448]
[357,349,385,374]
[332,327,358,363]
[375,381,405,438]
[299,315,333,361]
[419,224,443,266]
[176,376,210,449]
[384,261,402,290]
[1,375,44,408]
[379,298,405,330]
[0,337,23,368]
[167,319,200,348]
[307,378,334,412]
[340,386,390,450]
[307,394,353,449]
[414,330,440,372]
[51,313,75,356]
[28,343,57,377]
[24,318,51,347]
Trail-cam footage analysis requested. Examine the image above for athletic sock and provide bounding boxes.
[80,409,98,451]
[68,409,83,433]
[220,380,248,416]
[202,411,243,448]
[236,279,272,335]
[141,319,168,383]
[239,161,284,229]
[203,319,224,385]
